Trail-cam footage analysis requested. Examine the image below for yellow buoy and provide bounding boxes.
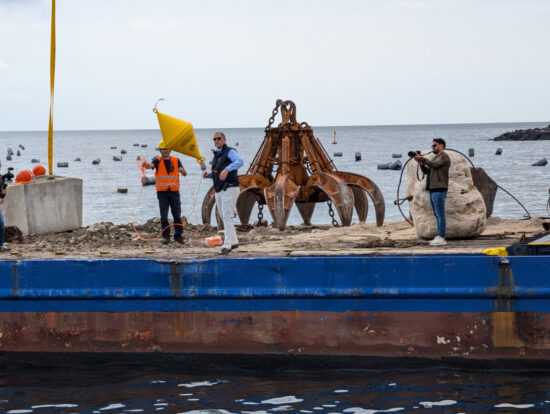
[154,109,205,164]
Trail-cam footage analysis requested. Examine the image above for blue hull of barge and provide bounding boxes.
[0,255,549,361]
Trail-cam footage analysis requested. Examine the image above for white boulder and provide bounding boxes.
[406,150,486,239]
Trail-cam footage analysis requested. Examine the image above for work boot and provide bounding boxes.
[219,247,232,255]
[161,237,170,245]
[174,235,184,245]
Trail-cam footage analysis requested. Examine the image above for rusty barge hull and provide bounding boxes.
[0,255,549,364]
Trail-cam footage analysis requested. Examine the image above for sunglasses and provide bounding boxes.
[213,137,223,141]
[431,144,438,148]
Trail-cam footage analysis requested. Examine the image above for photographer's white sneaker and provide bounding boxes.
[430,236,446,246]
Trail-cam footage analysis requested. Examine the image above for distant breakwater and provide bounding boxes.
[494,125,550,141]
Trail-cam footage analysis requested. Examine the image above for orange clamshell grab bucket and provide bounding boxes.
[154,109,205,164]
[33,165,46,176]
[204,236,223,247]
[15,170,34,184]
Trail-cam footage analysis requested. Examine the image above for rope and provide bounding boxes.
[47,0,55,175]
[394,148,532,226]
[130,156,203,242]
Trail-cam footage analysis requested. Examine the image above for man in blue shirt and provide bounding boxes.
[202,132,243,254]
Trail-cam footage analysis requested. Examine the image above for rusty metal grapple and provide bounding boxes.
[201,99,385,230]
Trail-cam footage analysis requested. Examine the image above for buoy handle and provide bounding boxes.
[153,98,165,113]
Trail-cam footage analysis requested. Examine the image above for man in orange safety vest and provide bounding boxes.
[143,142,187,244]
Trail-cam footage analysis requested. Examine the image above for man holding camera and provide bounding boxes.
[413,138,451,246]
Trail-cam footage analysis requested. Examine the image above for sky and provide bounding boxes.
[0,0,549,131]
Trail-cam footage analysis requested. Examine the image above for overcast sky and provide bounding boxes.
[1,0,549,131]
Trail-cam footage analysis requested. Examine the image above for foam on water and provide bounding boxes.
[418,400,457,408]
[261,396,304,405]
[494,403,535,409]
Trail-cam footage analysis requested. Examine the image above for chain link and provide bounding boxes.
[257,203,264,223]
[327,200,339,227]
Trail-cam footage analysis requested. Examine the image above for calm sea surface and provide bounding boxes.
[1,122,549,226]
[1,366,550,413]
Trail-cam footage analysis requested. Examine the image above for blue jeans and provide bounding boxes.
[429,190,447,239]
[0,209,4,246]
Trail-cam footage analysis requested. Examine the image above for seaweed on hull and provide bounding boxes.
[494,125,550,141]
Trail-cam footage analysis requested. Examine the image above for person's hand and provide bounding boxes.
[141,176,146,186]
[219,169,228,180]
[413,154,422,162]
[180,167,187,177]
[202,171,209,178]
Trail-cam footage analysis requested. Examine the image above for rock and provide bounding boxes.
[113,156,123,161]
[57,162,69,168]
[142,176,156,186]
[16,150,20,156]
[532,158,547,166]
[134,143,139,146]
[333,152,342,157]
[121,149,127,154]
[406,150,486,239]
[468,148,475,157]
[6,155,11,161]
[392,153,402,158]
[495,148,502,155]
[377,163,390,170]
[141,144,148,148]
[117,188,128,193]
[110,146,117,149]
[355,152,361,161]
[31,158,40,163]
[494,126,550,141]
[74,157,81,161]
[92,159,101,165]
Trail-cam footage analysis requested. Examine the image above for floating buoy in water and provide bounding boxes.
[355,152,361,161]
[117,188,128,193]
[392,153,402,158]
[333,152,343,157]
[74,157,81,161]
[33,165,46,176]
[495,148,502,155]
[113,156,123,161]
[57,162,69,168]
[31,158,40,163]
[532,158,547,167]
[92,159,101,165]
[121,149,127,154]
[142,176,156,186]
[468,148,475,157]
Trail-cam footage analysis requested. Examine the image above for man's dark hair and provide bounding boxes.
[433,137,446,148]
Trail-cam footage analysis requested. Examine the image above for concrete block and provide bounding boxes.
[0,176,82,235]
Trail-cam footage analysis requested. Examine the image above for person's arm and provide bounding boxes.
[143,158,158,170]
[219,149,243,180]
[177,159,187,176]
[419,153,450,169]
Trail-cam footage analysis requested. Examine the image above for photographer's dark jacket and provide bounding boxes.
[211,144,241,193]
[420,152,451,191]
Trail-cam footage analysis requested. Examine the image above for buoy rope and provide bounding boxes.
[131,156,204,242]
[394,148,531,227]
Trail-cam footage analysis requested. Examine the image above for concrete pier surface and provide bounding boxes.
[0,216,546,260]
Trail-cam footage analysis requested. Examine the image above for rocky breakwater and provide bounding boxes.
[494,125,550,140]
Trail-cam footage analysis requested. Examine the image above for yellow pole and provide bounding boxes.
[48,0,56,175]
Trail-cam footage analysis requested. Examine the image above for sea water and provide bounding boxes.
[0,122,549,227]
[1,367,550,413]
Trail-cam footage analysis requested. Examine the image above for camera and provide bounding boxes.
[408,150,421,158]
[0,167,14,199]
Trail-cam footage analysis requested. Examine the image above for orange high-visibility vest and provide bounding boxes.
[155,156,180,192]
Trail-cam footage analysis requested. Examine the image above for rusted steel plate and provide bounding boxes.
[0,310,549,360]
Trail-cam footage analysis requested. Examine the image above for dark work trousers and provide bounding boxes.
[157,190,182,238]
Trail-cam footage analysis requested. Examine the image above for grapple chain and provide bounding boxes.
[257,203,264,222]
[327,199,339,227]
[266,100,283,130]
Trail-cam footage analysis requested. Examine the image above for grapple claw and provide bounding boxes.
[201,100,385,230]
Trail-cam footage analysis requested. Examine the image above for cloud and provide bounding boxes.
[0,91,35,103]
[0,60,8,71]
[129,20,154,31]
